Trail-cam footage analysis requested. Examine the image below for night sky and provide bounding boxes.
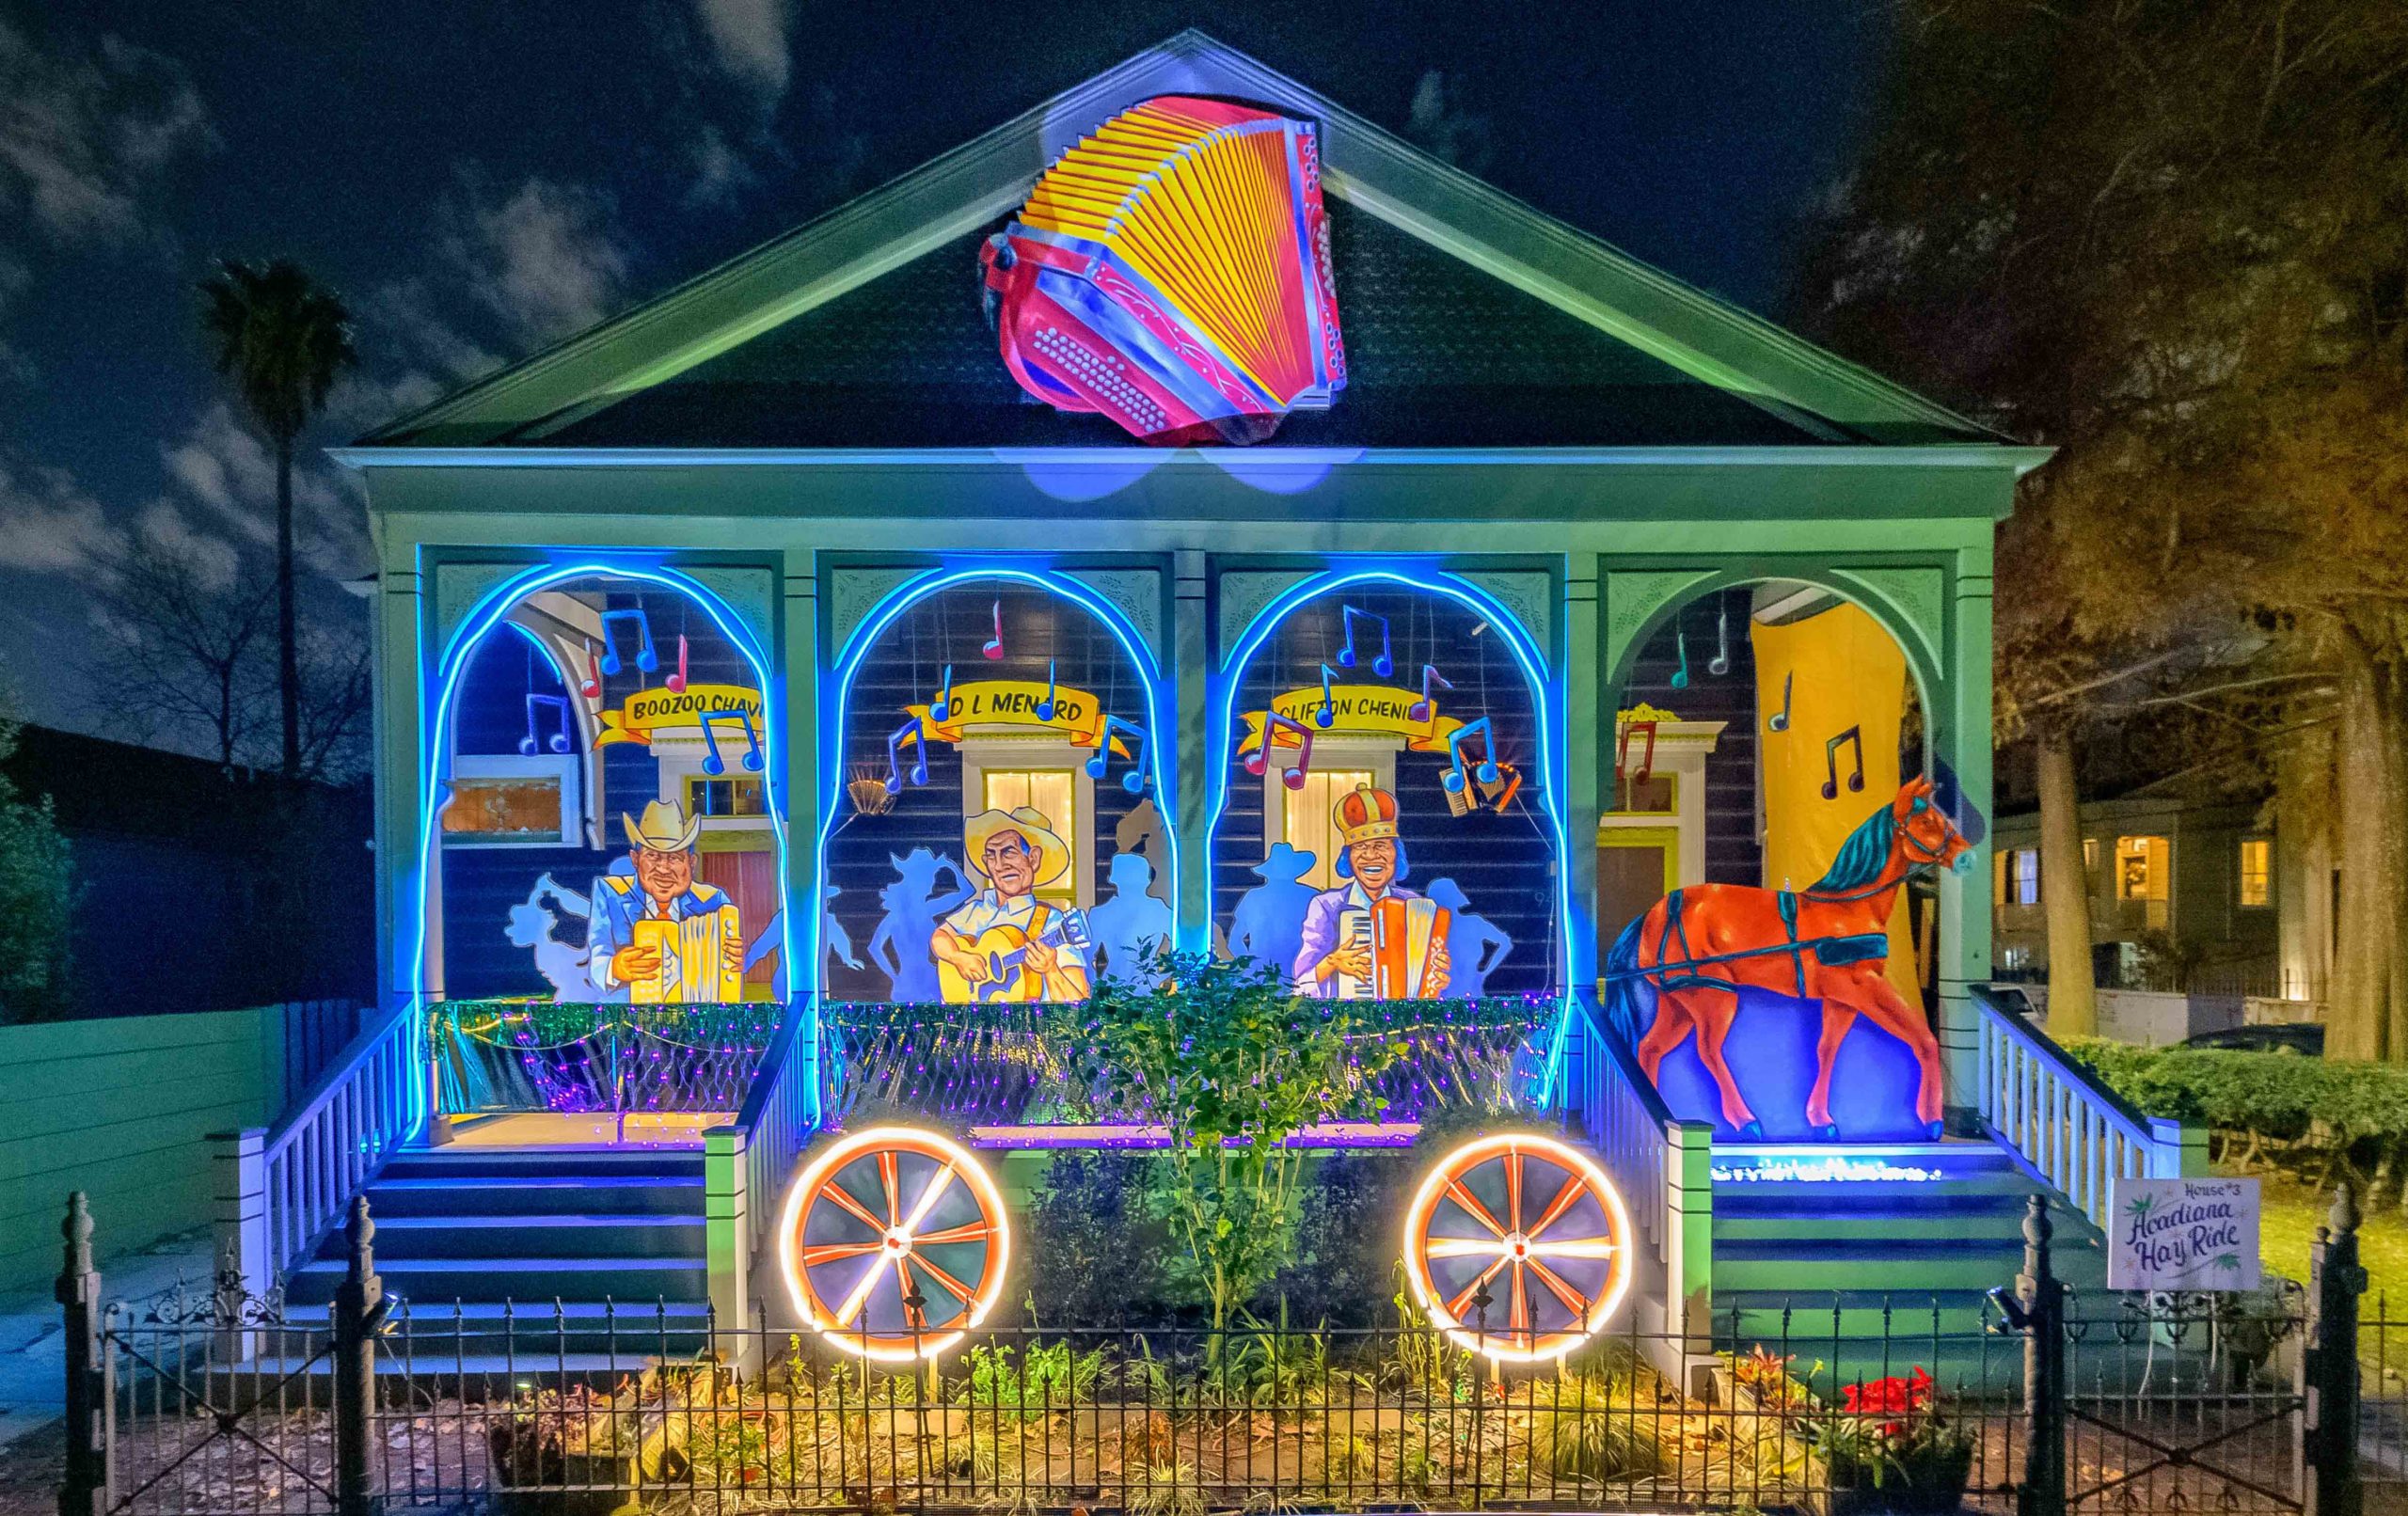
[0,2,1890,746]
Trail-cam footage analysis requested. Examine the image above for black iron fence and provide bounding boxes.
[48,1189,2394,1515]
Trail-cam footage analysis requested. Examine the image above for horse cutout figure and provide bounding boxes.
[1604,775,1976,1140]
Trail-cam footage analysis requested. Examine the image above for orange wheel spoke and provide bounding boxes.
[800,1240,881,1267]
[1506,1152,1524,1233]
[1526,1256,1592,1316]
[1444,1178,1508,1238]
[902,1163,958,1233]
[1509,1261,1530,1339]
[914,1255,978,1304]
[892,1255,921,1325]
[819,1182,886,1233]
[877,1150,902,1227]
[1528,1173,1588,1238]
[912,1221,992,1247]
[1443,1255,1510,1320]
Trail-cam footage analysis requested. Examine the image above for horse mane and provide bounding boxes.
[1813,804,1897,892]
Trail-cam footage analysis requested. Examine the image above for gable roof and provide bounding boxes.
[351,30,2008,453]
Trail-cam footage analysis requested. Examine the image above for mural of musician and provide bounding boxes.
[931,807,1094,1003]
[587,798,746,1003]
[1295,784,1451,999]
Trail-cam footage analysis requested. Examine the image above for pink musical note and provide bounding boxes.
[595,608,657,676]
[1617,719,1659,786]
[665,634,689,694]
[981,600,1005,660]
[1407,664,1453,723]
[578,640,601,702]
[1244,712,1315,790]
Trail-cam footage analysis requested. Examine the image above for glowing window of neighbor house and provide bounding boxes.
[2115,836,2170,902]
[2240,837,2272,908]
[2010,848,2039,906]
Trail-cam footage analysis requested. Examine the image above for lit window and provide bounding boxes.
[442,777,565,843]
[982,768,1079,904]
[1283,768,1375,889]
[2083,837,2098,874]
[2011,849,2039,906]
[1610,771,1676,814]
[2115,836,2169,902]
[686,775,767,818]
[2239,837,2271,908]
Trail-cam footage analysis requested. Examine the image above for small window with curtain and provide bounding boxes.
[2115,836,2169,902]
[2239,837,2271,908]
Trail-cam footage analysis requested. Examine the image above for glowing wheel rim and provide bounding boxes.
[1402,1133,1632,1362]
[780,1127,1010,1361]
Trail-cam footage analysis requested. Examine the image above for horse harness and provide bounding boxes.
[1639,889,1890,1001]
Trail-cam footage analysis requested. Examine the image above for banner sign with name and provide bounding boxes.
[594,684,765,749]
[904,680,1122,750]
[1236,685,1465,755]
[2106,1176,2261,1291]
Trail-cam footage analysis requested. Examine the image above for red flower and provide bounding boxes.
[1841,1368,1935,1439]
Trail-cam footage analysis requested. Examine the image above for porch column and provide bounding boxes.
[782,556,825,1123]
[1564,561,1602,985]
[1174,549,1211,949]
[373,548,430,1008]
[1936,542,1997,1114]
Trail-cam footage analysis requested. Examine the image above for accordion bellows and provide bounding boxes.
[981,96,1347,446]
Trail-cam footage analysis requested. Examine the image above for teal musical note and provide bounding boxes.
[699,706,763,776]
[1086,715,1149,794]
[596,608,657,676]
[1671,627,1690,690]
[1314,662,1339,729]
[1708,608,1731,677]
[1442,718,1501,794]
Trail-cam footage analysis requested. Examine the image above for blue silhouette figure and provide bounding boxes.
[1227,843,1319,982]
[505,873,594,1001]
[1089,852,1174,984]
[1426,877,1512,999]
[741,886,863,1002]
[867,848,970,1003]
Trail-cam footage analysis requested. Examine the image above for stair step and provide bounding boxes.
[326,1213,706,1261]
[285,1255,707,1308]
[365,1175,706,1218]
[380,1149,705,1180]
[1714,1240,2037,1293]
[1713,1208,2036,1242]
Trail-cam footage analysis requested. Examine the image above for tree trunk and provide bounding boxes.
[276,434,300,780]
[2327,630,2408,1062]
[2036,731,2097,1037]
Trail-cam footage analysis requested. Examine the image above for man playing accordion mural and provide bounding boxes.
[1296,784,1451,999]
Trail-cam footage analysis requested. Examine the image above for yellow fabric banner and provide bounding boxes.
[594,684,764,748]
[904,680,1116,749]
[1236,685,1465,754]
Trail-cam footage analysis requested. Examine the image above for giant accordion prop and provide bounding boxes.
[980,96,1347,446]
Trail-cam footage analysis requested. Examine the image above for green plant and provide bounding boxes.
[1805,1368,1973,1508]
[0,707,74,1022]
[1022,1150,1174,1324]
[959,1340,1103,1418]
[1071,950,1406,1329]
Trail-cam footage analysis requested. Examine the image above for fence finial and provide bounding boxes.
[2021,1192,2053,1250]
[344,1193,375,1282]
[60,1191,92,1280]
[2330,1181,2361,1240]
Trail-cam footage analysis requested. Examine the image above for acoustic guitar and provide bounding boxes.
[937,905,1094,1003]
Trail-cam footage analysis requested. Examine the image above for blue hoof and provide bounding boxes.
[1736,1120,1764,1140]
[1927,1119,1945,1141]
[1818,1123,1840,1141]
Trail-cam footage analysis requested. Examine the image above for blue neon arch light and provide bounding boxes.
[818,566,1180,987]
[409,560,795,1138]
[1206,566,1576,1097]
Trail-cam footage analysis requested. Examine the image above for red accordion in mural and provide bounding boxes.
[980,95,1347,446]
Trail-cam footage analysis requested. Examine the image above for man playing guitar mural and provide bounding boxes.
[931,807,1094,1003]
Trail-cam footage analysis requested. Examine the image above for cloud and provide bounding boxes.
[0,18,214,247]
[0,457,119,572]
[691,0,793,112]
[684,123,762,211]
[441,173,631,349]
[131,499,240,591]
[158,403,371,578]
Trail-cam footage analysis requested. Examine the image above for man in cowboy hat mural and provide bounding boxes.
[587,798,746,1002]
[930,807,1092,1003]
[1295,784,1450,998]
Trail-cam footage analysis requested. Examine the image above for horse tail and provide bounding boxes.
[1602,909,1654,1047]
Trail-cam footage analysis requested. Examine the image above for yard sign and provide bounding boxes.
[2106,1176,2261,1291]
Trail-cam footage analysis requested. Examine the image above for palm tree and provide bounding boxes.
[199,259,356,780]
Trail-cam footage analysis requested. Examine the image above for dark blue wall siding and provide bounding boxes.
[1621,589,1763,887]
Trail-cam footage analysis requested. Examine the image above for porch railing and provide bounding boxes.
[214,1002,418,1302]
[1556,992,1714,1342]
[1971,984,2204,1229]
[704,1001,820,1359]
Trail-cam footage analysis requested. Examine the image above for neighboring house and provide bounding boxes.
[4,725,375,1013]
[1989,796,2294,999]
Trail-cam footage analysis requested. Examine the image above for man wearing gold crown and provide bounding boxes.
[1294,784,1450,998]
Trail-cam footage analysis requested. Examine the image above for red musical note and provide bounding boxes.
[981,600,1005,660]
[1616,719,1659,785]
[665,634,689,694]
[1244,712,1315,791]
[577,640,601,702]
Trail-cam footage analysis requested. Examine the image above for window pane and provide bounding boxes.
[2240,837,2271,908]
[1610,772,1676,813]
[2115,836,2169,902]
[442,778,562,843]
[2013,849,2040,906]
[1285,769,1374,889]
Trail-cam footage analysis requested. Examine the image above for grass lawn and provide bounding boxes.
[2249,1171,2408,1304]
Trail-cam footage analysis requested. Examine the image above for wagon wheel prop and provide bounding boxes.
[780,1127,1011,1361]
[1402,1133,1633,1362]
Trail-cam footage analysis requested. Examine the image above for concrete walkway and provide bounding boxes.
[0,1225,215,1450]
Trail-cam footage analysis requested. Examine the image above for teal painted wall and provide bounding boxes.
[0,1007,291,1294]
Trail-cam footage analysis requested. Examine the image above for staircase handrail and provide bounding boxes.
[1972,984,2199,1230]
[215,1002,418,1299]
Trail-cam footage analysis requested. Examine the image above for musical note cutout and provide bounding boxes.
[1671,627,1690,690]
[1616,719,1658,786]
[1244,712,1315,791]
[1708,608,1731,677]
[578,640,602,702]
[884,720,929,794]
[1407,664,1453,724]
[1085,716,1149,794]
[1336,604,1395,678]
[1441,717,1502,795]
[930,664,956,724]
[1314,662,1339,729]
[981,600,1005,660]
[699,706,764,776]
[1821,725,1866,800]
[1769,671,1793,733]
[519,694,572,755]
[595,608,658,677]
[665,634,689,694]
[1036,659,1057,722]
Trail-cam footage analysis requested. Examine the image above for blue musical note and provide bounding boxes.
[1671,627,1690,690]
[519,694,572,755]
[1085,715,1149,794]
[1036,658,1057,722]
[1408,663,1453,723]
[1315,662,1339,729]
[884,719,929,794]
[930,664,956,724]
[1769,671,1793,733]
[699,706,763,776]
[595,608,657,676]
[1337,604,1394,678]
[1442,717,1501,795]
